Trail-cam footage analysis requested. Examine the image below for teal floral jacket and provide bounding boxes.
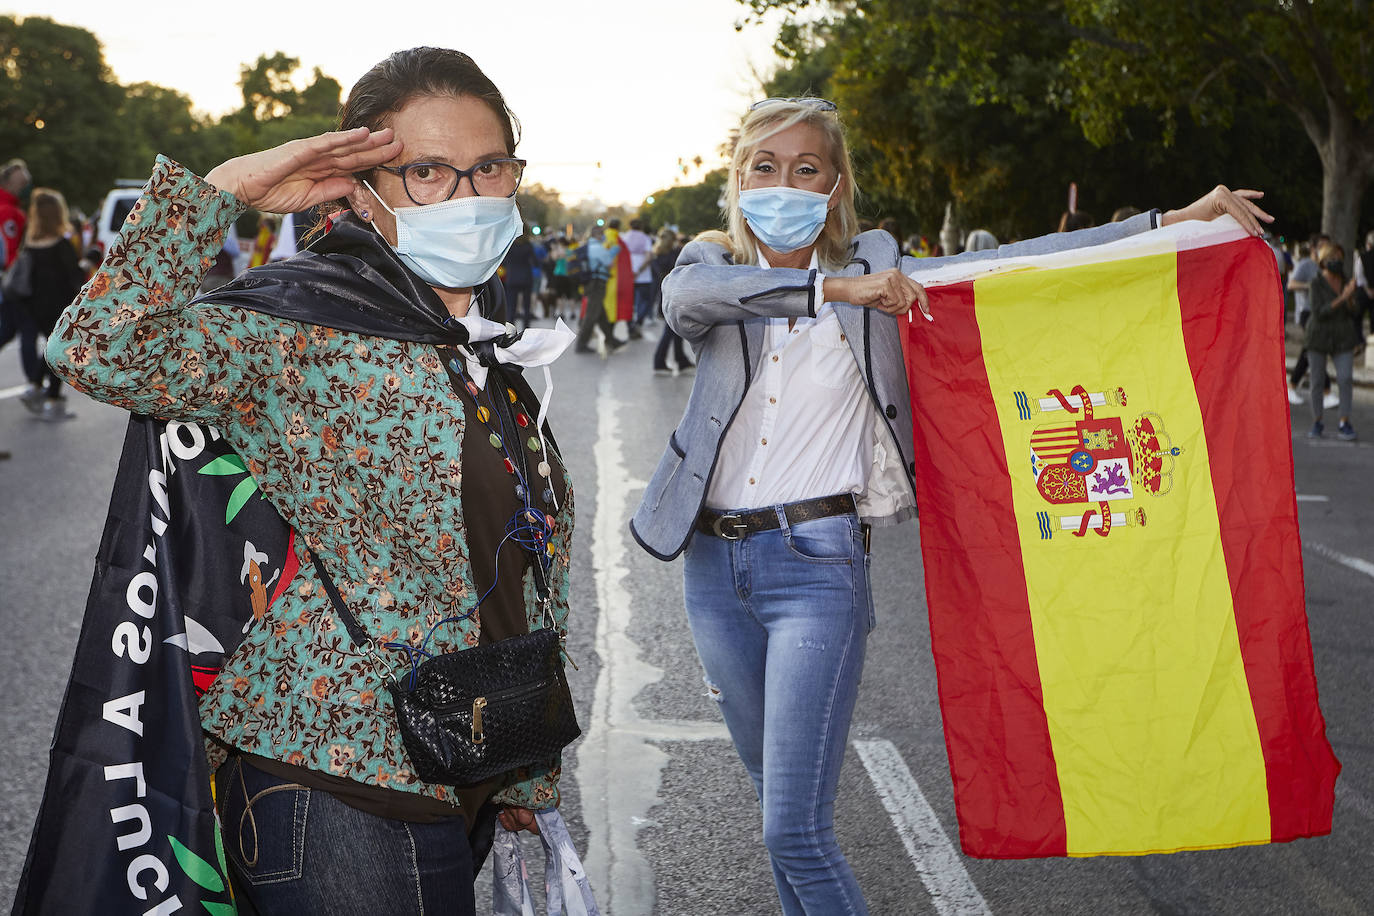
[47,157,573,810]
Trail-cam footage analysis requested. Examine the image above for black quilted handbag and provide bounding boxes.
[389,626,579,785]
[309,549,580,786]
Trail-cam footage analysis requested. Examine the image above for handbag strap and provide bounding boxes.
[309,548,371,647]
[308,548,400,684]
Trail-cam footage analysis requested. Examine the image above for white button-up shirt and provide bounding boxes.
[705,251,874,511]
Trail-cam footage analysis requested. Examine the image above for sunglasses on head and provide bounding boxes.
[748,97,838,113]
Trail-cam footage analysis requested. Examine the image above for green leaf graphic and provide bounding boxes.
[168,835,225,893]
[199,455,248,475]
[202,902,237,915]
[225,477,260,524]
[214,821,230,890]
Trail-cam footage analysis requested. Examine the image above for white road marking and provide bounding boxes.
[0,384,29,400]
[574,373,728,916]
[853,739,992,916]
[1295,494,1329,502]
[1308,542,1374,580]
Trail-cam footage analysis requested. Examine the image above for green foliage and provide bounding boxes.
[740,0,1350,244]
[640,169,730,235]
[0,20,348,215]
[0,15,127,212]
[517,183,570,235]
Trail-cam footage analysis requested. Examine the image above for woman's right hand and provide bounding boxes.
[824,269,932,321]
[204,127,402,213]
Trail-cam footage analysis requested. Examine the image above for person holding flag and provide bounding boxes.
[629,95,1271,915]
[602,218,635,330]
[41,47,577,915]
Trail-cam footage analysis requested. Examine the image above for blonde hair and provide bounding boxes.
[699,100,859,272]
[1316,241,1344,269]
[25,188,69,244]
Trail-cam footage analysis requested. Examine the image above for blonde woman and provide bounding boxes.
[630,96,1272,914]
[14,188,85,420]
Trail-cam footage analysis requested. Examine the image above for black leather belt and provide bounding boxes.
[696,494,858,541]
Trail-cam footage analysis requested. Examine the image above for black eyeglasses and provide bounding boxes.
[748,97,838,113]
[376,157,527,205]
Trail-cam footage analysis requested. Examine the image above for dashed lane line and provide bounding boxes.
[853,739,992,916]
[1308,542,1374,580]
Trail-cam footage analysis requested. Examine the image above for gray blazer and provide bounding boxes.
[629,212,1160,561]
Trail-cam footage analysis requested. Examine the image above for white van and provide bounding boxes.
[92,181,146,256]
[91,182,246,278]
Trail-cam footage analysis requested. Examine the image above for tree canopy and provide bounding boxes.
[0,19,347,215]
[733,0,1368,250]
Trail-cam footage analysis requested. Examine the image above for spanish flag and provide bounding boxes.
[602,227,635,323]
[905,218,1339,858]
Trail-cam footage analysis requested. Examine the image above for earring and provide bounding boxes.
[360,209,371,221]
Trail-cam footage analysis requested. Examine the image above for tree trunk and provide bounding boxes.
[1317,108,1374,259]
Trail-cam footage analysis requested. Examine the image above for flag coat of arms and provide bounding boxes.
[904,218,1339,858]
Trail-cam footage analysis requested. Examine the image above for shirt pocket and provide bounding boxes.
[808,313,854,390]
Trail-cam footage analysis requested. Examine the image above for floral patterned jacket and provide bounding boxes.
[47,157,572,810]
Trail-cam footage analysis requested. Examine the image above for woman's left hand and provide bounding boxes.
[1160,185,1273,236]
[498,806,540,835]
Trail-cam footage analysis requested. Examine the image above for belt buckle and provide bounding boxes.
[711,513,748,540]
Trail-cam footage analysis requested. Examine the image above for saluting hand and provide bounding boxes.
[1160,185,1273,237]
[824,269,933,321]
[204,127,402,213]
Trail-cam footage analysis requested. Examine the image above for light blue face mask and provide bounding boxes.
[364,180,521,289]
[738,177,839,253]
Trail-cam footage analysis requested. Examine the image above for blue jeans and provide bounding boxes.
[215,756,477,915]
[633,282,655,325]
[683,508,873,916]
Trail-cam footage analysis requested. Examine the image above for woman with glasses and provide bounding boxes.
[47,47,575,914]
[630,96,1271,915]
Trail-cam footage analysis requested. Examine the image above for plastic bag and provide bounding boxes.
[491,808,601,916]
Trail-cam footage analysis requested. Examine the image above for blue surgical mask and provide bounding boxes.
[365,181,521,289]
[738,177,839,253]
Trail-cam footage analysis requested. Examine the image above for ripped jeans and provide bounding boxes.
[683,509,872,916]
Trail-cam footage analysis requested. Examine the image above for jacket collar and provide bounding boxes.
[192,211,503,344]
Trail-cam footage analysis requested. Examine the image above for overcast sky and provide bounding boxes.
[20,0,793,206]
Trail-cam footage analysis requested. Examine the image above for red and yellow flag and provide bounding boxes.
[602,227,635,323]
[905,220,1338,858]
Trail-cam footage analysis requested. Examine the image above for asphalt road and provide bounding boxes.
[2,321,1372,915]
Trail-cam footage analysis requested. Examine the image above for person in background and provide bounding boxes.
[501,229,537,328]
[0,159,27,265]
[1303,241,1360,440]
[1353,229,1373,344]
[15,188,85,420]
[650,225,693,375]
[1287,241,1319,405]
[963,228,998,252]
[0,158,33,379]
[1058,210,1095,232]
[549,234,581,321]
[632,94,1270,915]
[878,217,901,246]
[247,213,278,268]
[623,217,655,335]
[1111,205,1142,222]
[573,223,622,353]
